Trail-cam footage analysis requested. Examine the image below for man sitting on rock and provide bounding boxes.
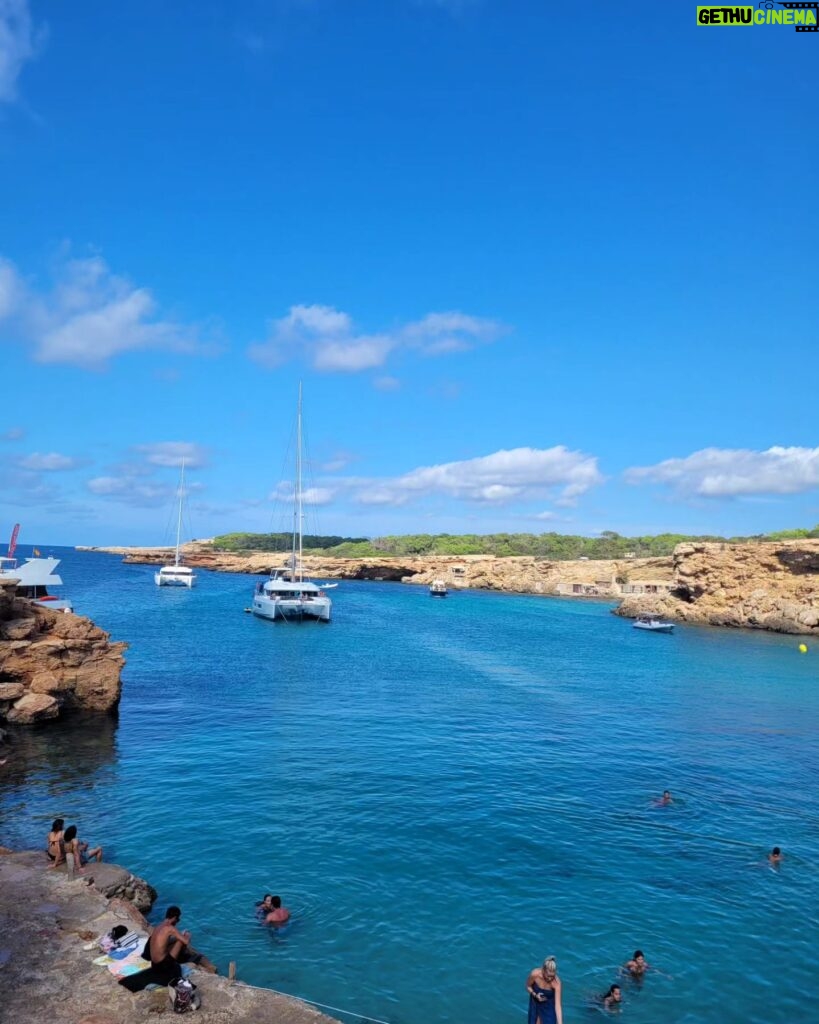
[120,906,216,991]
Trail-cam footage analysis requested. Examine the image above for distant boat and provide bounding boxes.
[251,384,332,624]
[154,460,197,588]
[429,579,448,597]
[633,616,674,633]
[0,554,74,612]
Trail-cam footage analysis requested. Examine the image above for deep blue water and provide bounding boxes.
[1,548,818,1024]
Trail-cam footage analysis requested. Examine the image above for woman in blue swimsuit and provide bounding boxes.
[525,956,563,1024]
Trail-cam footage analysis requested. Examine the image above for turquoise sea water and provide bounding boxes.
[2,549,818,1024]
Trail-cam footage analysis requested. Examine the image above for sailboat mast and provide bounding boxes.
[175,459,185,568]
[297,381,304,582]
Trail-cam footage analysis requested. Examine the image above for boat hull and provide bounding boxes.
[155,571,196,588]
[252,595,331,623]
[34,597,73,612]
[633,621,674,633]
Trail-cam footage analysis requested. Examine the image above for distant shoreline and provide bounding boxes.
[76,539,819,638]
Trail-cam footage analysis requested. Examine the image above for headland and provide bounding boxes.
[78,537,819,637]
[0,576,126,727]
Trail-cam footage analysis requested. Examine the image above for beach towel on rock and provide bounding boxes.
[92,940,150,978]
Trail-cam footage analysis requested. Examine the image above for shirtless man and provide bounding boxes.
[265,895,291,927]
[142,906,191,984]
[623,950,650,978]
[654,790,673,807]
[768,846,783,866]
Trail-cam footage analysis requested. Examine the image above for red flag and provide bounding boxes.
[8,523,20,558]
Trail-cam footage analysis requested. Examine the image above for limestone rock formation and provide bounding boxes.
[615,540,819,635]
[81,538,819,636]
[0,579,127,727]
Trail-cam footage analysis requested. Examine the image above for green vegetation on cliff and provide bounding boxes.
[213,532,368,552]
[212,526,819,560]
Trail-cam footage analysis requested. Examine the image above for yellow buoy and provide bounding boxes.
[798,643,808,654]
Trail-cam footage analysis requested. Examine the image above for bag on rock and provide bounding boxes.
[168,978,200,1013]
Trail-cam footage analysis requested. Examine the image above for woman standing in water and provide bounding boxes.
[525,956,563,1024]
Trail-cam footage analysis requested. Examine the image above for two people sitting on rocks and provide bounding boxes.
[46,818,103,875]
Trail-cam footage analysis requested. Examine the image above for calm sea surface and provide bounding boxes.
[1,548,818,1024]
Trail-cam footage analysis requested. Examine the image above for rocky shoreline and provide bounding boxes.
[0,577,126,728]
[79,538,819,637]
[0,848,339,1024]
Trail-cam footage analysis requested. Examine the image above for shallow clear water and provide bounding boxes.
[2,549,818,1024]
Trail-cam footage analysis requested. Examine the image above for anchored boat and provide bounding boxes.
[251,384,332,624]
[0,524,73,611]
[633,616,674,633]
[155,460,197,588]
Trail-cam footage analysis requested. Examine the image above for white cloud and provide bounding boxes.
[87,475,172,506]
[625,446,819,497]
[314,336,393,372]
[403,311,506,356]
[249,303,507,373]
[270,482,336,506]
[347,446,602,508]
[320,452,355,472]
[18,451,82,471]
[0,253,203,369]
[0,0,40,105]
[133,441,208,469]
[1,425,24,441]
[373,375,400,392]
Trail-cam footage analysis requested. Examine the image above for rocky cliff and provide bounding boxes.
[79,538,819,635]
[0,578,127,726]
[79,542,672,594]
[615,540,819,635]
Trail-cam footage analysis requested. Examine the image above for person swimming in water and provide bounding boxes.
[525,956,563,1024]
[256,894,274,916]
[599,984,621,1010]
[768,846,783,866]
[653,790,673,807]
[623,950,651,978]
[265,895,291,927]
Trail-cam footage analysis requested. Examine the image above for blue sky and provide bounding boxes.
[1,0,817,547]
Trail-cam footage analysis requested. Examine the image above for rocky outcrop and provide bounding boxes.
[0,849,340,1024]
[80,542,673,595]
[615,540,819,635]
[0,579,127,727]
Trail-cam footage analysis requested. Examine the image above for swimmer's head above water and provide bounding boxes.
[769,847,782,863]
[602,984,622,1005]
[625,950,648,974]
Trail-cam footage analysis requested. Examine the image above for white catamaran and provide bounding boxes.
[251,385,332,623]
[154,460,197,588]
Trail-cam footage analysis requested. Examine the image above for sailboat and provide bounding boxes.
[251,385,332,623]
[154,460,197,588]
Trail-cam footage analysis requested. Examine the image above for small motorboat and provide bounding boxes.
[633,616,674,633]
[429,579,448,597]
